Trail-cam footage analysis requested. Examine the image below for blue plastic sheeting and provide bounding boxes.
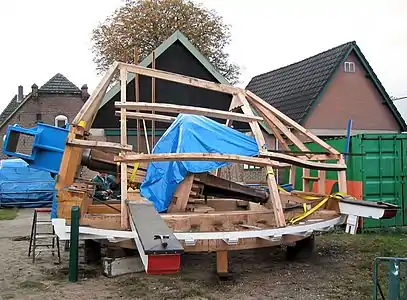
[140,114,259,212]
[0,159,56,208]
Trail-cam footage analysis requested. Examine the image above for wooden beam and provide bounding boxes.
[338,155,347,193]
[236,93,286,227]
[73,61,119,130]
[216,251,228,275]
[168,173,195,212]
[134,48,141,153]
[115,111,175,123]
[251,101,309,153]
[259,151,347,170]
[119,62,241,95]
[115,152,288,168]
[67,138,133,152]
[151,50,156,149]
[115,102,262,123]
[120,67,129,230]
[246,90,341,155]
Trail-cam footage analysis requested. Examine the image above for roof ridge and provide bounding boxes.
[251,41,355,81]
[39,73,81,94]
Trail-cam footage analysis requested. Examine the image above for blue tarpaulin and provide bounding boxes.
[140,114,260,212]
[0,158,56,208]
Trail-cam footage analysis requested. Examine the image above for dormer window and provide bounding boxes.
[344,61,356,73]
[55,115,68,128]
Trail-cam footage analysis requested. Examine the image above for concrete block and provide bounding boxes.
[102,256,145,277]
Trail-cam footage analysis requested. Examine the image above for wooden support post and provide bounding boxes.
[216,250,228,276]
[338,155,347,194]
[151,51,156,150]
[318,170,326,194]
[237,93,286,227]
[143,119,150,154]
[290,166,296,189]
[120,66,129,230]
[134,48,141,153]
[302,169,310,192]
[168,173,194,212]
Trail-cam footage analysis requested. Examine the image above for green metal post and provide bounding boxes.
[69,206,80,282]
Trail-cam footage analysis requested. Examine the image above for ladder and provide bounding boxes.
[28,208,61,263]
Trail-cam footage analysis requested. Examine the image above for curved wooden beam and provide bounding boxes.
[114,153,288,168]
[114,152,345,171]
[115,102,262,123]
[259,151,346,170]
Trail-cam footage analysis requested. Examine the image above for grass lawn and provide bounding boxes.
[0,208,18,220]
[318,230,407,299]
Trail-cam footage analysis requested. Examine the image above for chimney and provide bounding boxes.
[31,83,38,99]
[17,85,23,103]
[81,84,90,101]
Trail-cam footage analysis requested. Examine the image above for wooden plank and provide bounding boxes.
[55,129,83,191]
[67,138,132,152]
[318,170,326,194]
[79,208,339,234]
[73,61,119,130]
[236,93,286,227]
[115,111,175,123]
[259,151,347,170]
[120,66,129,230]
[168,173,195,212]
[338,155,347,194]
[303,169,310,192]
[250,99,310,153]
[289,166,296,189]
[120,62,241,95]
[151,50,156,150]
[115,152,289,169]
[134,48,141,153]
[115,102,263,123]
[246,90,341,155]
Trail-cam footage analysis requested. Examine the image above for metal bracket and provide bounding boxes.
[184,237,197,247]
[222,237,238,246]
[153,234,169,248]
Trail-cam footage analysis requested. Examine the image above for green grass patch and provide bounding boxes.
[0,208,18,220]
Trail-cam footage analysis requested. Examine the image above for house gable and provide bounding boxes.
[93,32,248,130]
[246,41,406,132]
[304,50,401,131]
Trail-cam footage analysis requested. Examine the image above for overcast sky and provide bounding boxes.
[0,0,406,114]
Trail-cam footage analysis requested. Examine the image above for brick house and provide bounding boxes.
[243,41,407,183]
[247,41,406,138]
[0,73,89,159]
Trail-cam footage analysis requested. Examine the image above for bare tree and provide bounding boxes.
[91,0,240,83]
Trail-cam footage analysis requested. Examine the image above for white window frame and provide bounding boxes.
[55,115,68,128]
[344,61,356,73]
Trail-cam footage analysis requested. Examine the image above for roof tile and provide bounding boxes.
[39,73,81,94]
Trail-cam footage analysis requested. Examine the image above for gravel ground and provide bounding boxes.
[0,208,402,300]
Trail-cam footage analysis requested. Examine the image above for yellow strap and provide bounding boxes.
[289,192,353,224]
[130,162,140,183]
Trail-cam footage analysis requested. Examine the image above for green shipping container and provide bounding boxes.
[284,133,407,230]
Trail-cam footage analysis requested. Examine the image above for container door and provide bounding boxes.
[361,134,403,229]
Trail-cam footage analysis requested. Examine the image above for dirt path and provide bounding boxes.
[0,208,404,300]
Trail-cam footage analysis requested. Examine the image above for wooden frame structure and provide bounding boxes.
[110,62,347,228]
[54,60,351,274]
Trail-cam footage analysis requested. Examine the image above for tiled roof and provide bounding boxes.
[39,73,81,94]
[0,95,19,125]
[246,42,354,124]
